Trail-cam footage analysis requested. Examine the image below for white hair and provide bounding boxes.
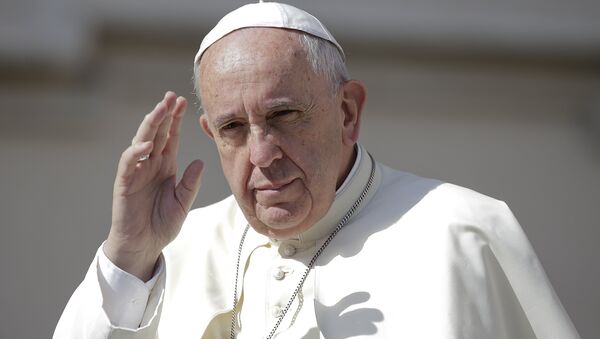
[297,33,350,95]
[193,31,350,104]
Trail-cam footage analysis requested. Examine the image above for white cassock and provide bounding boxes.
[54,144,580,338]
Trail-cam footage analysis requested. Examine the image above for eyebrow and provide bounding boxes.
[212,112,240,129]
[210,98,304,128]
[264,98,297,110]
[264,98,310,117]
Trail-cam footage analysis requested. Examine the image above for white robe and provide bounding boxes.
[54,145,579,338]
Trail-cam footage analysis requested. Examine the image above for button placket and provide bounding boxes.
[272,268,285,280]
[271,305,284,318]
[265,241,314,333]
[272,266,294,281]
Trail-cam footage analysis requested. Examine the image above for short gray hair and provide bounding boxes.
[193,31,350,104]
[297,33,350,95]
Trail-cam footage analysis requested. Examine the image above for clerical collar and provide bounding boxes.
[270,143,379,249]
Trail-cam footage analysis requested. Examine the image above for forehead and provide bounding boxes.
[198,28,322,113]
[199,28,311,83]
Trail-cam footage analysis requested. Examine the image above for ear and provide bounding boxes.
[340,80,367,146]
[199,114,215,140]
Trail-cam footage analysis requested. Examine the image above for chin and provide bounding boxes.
[264,223,313,240]
[254,204,313,239]
[260,205,307,226]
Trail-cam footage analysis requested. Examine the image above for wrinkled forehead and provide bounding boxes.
[199,28,307,83]
[197,28,329,119]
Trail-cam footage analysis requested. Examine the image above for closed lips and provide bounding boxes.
[254,178,303,204]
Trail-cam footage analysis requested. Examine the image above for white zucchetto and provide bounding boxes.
[194,1,345,64]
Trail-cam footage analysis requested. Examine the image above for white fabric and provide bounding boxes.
[54,144,580,338]
[93,145,364,331]
[235,144,372,338]
[97,244,164,328]
[194,1,345,64]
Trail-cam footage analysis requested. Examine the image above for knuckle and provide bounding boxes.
[120,147,132,162]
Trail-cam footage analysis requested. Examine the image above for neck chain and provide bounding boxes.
[230,154,376,339]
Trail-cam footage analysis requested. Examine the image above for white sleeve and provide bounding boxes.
[54,245,166,338]
[97,244,164,329]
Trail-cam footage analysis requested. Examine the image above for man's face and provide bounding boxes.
[198,28,358,239]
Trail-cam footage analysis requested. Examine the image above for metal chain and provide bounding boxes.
[230,154,376,339]
[230,225,250,339]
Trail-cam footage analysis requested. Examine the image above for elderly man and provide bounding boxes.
[55,2,579,339]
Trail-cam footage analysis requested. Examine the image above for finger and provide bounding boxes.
[116,141,154,185]
[131,92,174,146]
[175,160,204,212]
[131,103,166,145]
[152,92,178,156]
[163,96,188,158]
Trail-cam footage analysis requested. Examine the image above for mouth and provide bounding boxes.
[253,178,296,191]
[253,178,302,205]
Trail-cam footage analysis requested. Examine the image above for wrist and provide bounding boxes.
[103,238,160,281]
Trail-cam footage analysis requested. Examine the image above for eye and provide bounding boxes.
[274,110,293,116]
[221,121,244,131]
[270,110,298,121]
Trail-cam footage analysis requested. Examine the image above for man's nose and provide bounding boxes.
[248,125,283,168]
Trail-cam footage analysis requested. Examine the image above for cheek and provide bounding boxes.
[293,132,341,188]
[307,120,345,188]
[217,144,251,196]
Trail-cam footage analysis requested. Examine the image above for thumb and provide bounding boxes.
[175,160,204,212]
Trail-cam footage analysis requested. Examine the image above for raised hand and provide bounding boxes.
[104,91,204,281]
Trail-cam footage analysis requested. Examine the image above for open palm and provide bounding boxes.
[105,91,204,281]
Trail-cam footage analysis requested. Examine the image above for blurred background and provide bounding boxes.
[0,0,598,338]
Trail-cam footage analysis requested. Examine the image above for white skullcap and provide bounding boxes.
[194,1,344,65]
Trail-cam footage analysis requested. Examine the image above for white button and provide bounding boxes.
[273,268,285,280]
[272,306,284,318]
[280,243,297,257]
